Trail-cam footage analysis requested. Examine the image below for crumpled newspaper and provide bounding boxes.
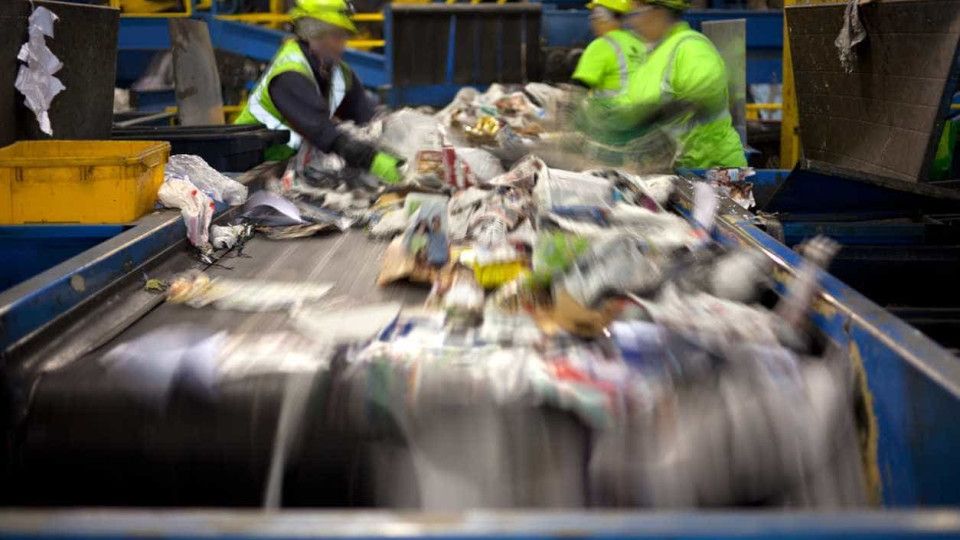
[15,6,65,136]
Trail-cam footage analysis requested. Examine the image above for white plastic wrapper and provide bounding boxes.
[158,177,215,247]
[534,168,614,210]
[210,224,246,249]
[692,181,718,232]
[378,110,445,163]
[636,174,677,206]
[165,155,248,205]
[455,148,504,182]
[15,6,64,136]
[524,83,564,119]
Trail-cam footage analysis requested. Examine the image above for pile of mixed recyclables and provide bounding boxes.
[227,86,865,509]
[236,84,564,239]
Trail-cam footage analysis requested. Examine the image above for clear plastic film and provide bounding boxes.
[165,154,248,205]
[15,6,64,136]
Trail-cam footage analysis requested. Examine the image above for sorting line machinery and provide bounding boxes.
[4,0,960,537]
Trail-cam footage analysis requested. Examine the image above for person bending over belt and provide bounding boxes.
[235,0,403,183]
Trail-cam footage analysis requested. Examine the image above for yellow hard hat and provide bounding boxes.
[290,0,357,34]
[636,0,691,11]
[586,0,633,14]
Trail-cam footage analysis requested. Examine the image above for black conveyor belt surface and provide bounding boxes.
[4,231,429,508]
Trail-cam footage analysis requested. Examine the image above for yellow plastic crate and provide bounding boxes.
[0,140,171,224]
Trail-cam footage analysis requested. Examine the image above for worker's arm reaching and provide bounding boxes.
[268,63,402,183]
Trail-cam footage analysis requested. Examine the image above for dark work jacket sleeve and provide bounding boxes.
[268,71,378,170]
[336,70,376,126]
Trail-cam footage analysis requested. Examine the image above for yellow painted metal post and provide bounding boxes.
[269,0,284,29]
[780,2,799,170]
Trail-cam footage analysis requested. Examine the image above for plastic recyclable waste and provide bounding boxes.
[15,6,64,136]
[692,181,719,233]
[210,224,247,249]
[534,168,614,211]
[379,110,444,163]
[776,235,841,328]
[487,155,548,190]
[456,148,505,182]
[158,177,216,247]
[293,200,354,231]
[165,155,248,205]
[559,235,664,308]
[460,245,529,289]
[257,223,335,239]
[524,83,564,117]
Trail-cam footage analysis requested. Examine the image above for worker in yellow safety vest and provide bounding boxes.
[618,0,746,168]
[235,0,403,183]
[571,0,645,100]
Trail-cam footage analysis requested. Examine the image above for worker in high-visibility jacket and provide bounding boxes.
[618,0,746,168]
[235,0,403,183]
[570,0,645,100]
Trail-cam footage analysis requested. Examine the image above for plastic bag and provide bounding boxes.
[487,155,548,190]
[456,148,504,182]
[158,177,215,247]
[559,235,664,307]
[165,154,248,205]
[210,224,246,249]
[15,6,64,136]
[534,168,615,211]
[378,110,444,163]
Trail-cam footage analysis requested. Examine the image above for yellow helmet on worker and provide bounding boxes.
[631,0,691,12]
[586,0,634,15]
[289,0,357,34]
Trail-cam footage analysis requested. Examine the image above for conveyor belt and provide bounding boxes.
[2,230,430,508]
[109,230,427,342]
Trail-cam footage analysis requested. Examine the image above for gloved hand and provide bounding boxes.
[370,152,403,184]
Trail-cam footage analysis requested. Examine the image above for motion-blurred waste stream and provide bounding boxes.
[18,85,864,510]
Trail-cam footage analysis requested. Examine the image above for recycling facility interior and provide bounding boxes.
[3,0,960,539]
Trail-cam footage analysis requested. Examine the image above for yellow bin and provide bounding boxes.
[0,140,171,224]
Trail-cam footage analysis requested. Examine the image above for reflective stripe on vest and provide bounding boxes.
[245,43,348,149]
[659,33,731,138]
[592,34,631,99]
[331,66,346,119]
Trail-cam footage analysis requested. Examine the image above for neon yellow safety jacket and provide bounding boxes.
[619,22,746,168]
[572,29,645,99]
[235,39,351,151]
